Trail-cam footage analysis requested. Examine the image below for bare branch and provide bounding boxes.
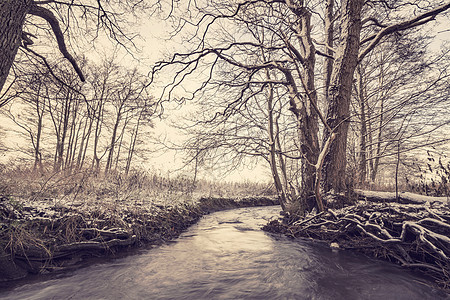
[29,4,85,82]
[359,2,450,62]
[19,47,84,98]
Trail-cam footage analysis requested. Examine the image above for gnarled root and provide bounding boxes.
[264,200,450,289]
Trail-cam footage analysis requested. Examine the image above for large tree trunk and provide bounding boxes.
[297,9,320,206]
[283,6,320,214]
[323,0,364,193]
[0,0,31,93]
[284,69,319,215]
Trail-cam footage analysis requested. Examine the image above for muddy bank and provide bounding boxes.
[263,192,450,291]
[0,195,279,283]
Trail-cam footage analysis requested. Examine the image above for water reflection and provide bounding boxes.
[0,206,448,300]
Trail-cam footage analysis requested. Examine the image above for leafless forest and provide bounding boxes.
[1,0,449,211]
[1,0,450,289]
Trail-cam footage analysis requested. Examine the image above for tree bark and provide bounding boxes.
[296,9,320,204]
[323,0,334,101]
[65,99,79,172]
[54,89,72,172]
[125,115,141,175]
[105,105,123,174]
[356,66,367,185]
[283,6,320,212]
[284,69,318,212]
[323,0,364,193]
[0,0,32,92]
[76,112,93,170]
[92,100,104,173]
[267,81,288,211]
[371,62,385,183]
[33,82,45,173]
[275,114,293,202]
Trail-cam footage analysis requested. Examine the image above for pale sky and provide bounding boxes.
[1,3,449,183]
[131,8,450,182]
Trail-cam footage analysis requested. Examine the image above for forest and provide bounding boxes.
[0,0,450,292]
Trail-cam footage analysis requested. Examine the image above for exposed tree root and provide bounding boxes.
[263,198,450,290]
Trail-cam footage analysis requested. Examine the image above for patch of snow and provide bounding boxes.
[330,242,339,249]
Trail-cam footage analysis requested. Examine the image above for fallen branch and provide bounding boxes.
[55,235,137,253]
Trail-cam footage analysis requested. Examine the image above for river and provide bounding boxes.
[0,206,448,299]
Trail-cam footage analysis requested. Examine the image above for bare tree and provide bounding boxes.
[45,66,85,172]
[352,37,450,186]
[3,56,155,175]
[125,95,155,175]
[149,0,450,214]
[104,68,146,174]
[1,63,54,173]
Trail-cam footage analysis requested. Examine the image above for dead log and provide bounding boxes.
[55,235,137,254]
[355,189,449,206]
[80,228,130,240]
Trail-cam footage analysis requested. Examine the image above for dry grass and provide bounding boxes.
[3,222,51,259]
[0,163,273,207]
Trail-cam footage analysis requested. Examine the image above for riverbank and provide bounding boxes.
[0,165,277,284]
[263,190,450,291]
[0,194,279,283]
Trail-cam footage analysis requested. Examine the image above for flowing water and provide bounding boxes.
[0,206,448,300]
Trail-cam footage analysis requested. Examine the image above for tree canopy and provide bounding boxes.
[1,0,449,215]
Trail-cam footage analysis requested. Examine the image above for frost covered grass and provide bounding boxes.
[0,163,276,281]
[0,163,273,208]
